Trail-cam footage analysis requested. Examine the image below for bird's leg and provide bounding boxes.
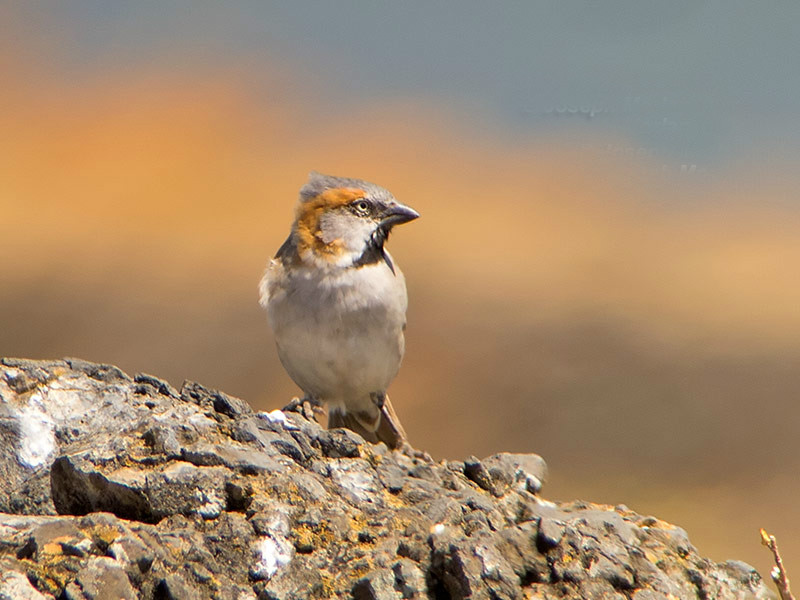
[282,395,324,422]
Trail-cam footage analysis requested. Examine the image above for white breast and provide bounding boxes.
[261,257,408,412]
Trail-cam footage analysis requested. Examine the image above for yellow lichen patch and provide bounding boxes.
[348,557,373,580]
[41,542,64,556]
[87,524,120,548]
[316,522,337,547]
[293,524,316,552]
[382,489,408,509]
[297,568,342,600]
[362,448,383,468]
[317,570,335,598]
[347,512,370,537]
[209,576,221,590]
[51,366,69,378]
[388,515,414,533]
[560,550,579,565]
[640,548,659,563]
[292,521,337,553]
[273,481,308,508]
[258,477,299,505]
[23,555,82,597]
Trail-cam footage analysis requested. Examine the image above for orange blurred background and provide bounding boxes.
[2,5,799,579]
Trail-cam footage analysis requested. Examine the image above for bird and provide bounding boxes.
[259,172,419,449]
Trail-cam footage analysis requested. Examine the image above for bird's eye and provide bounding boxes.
[352,200,370,215]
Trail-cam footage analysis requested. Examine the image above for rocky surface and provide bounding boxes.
[0,357,771,600]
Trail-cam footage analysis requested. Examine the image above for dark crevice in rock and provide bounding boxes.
[225,481,253,512]
[16,536,36,560]
[152,578,176,600]
[463,456,494,493]
[519,567,544,587]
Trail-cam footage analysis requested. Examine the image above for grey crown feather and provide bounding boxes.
[299,171,395,204]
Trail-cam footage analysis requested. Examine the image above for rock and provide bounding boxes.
[481,452,547,495]
[463,456,495,494]
[391,559,426,599]
[0,571,54,600]
[0,358,773,600]
[67,556,139,600]
[536,516,566,549]
[352,568,401,600]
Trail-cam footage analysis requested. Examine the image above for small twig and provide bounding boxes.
[761,529,796,600]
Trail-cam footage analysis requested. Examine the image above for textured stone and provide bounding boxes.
[392,559,426,599]
[0,358,774,600]
[481,452,547,495]
[70,557,138,600]
[352,568,402,600]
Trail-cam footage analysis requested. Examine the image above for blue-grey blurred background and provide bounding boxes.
[2,2,799,576]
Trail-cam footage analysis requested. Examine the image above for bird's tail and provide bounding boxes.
[328,394,407,450]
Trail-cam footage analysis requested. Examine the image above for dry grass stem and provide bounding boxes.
[761,529,796,600]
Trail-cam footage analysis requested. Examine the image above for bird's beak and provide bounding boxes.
[380,203,420,228]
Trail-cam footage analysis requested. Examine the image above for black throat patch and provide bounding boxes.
[352,227,395,274]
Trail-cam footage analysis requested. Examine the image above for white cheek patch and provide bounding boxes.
[318,211,375,255]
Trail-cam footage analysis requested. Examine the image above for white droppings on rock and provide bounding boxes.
[263,409,288,425]
[16,394,56,469]
[250,535,293,581]
[257,409,299,431]
[249,508,295,580]
[431,523,446,535]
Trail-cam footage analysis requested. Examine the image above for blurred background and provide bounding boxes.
[2,1,799,577]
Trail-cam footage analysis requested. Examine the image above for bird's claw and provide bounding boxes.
[370,391,386,410]
[282,396,324,422]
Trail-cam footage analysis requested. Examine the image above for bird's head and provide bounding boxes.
[292,172,419,269]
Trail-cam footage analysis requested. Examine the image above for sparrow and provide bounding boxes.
[259,172,419,449]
